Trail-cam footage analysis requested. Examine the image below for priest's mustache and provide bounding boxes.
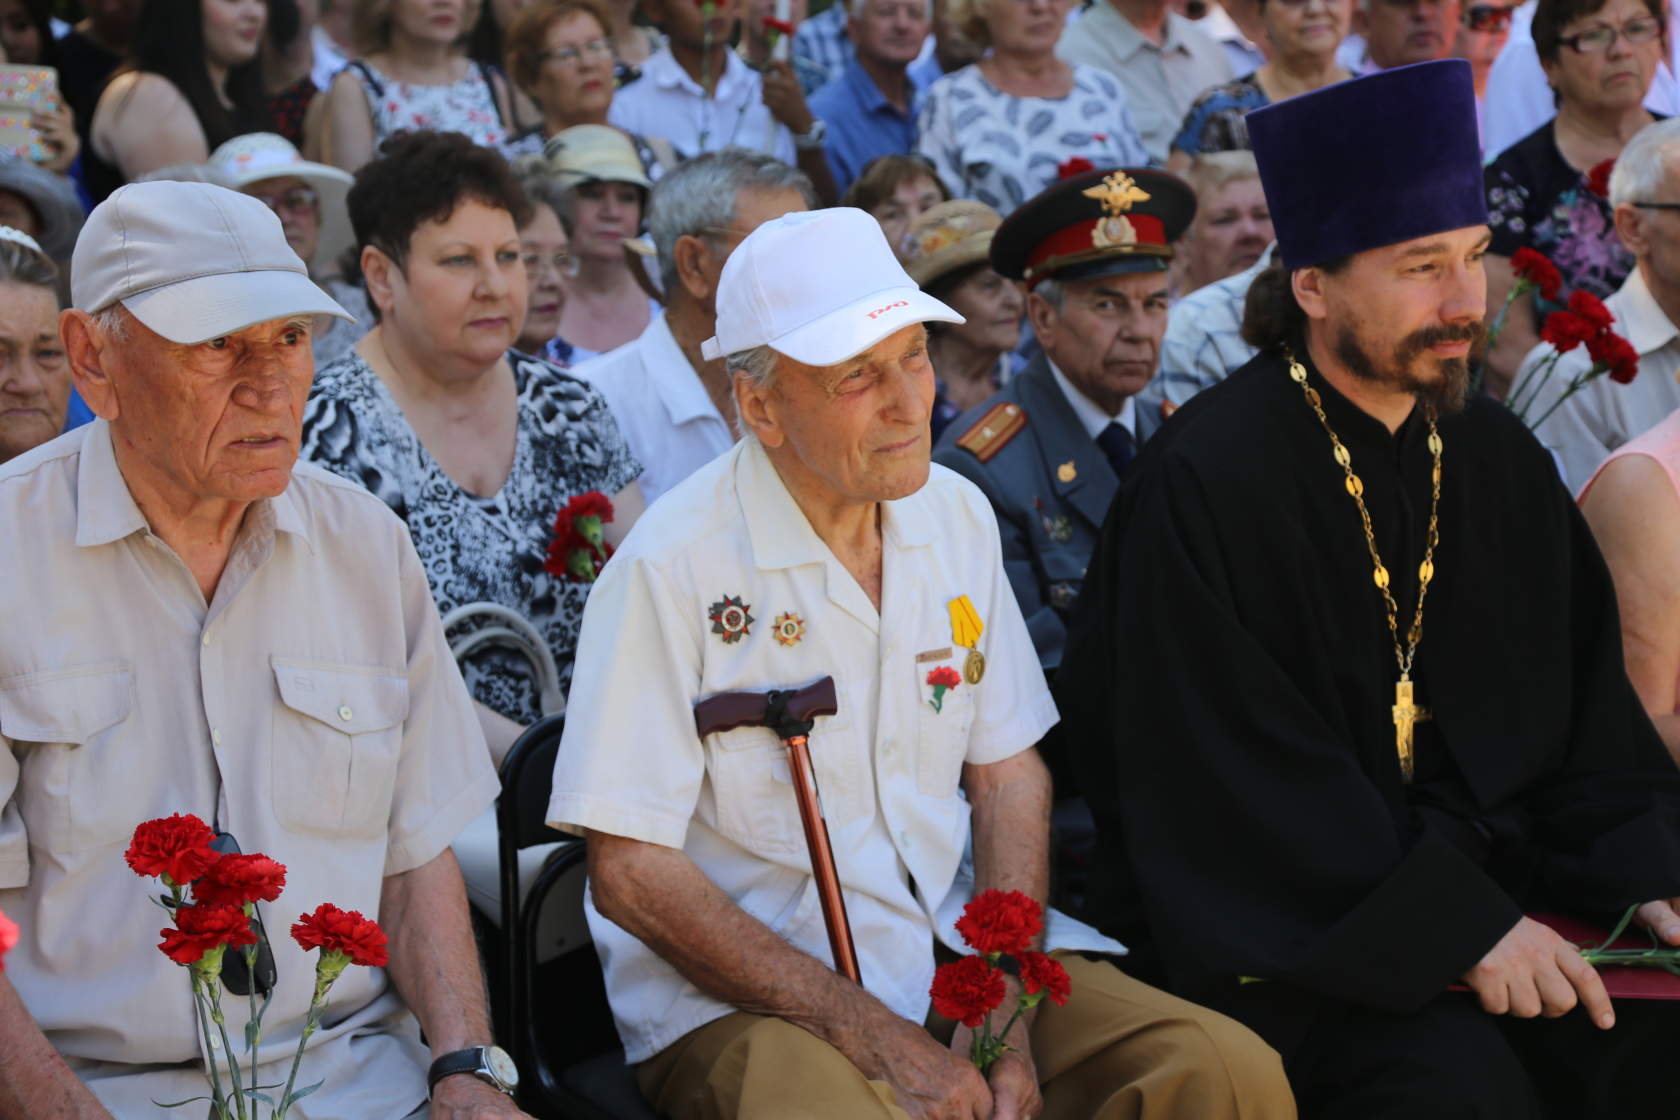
[1394,321,1486,366]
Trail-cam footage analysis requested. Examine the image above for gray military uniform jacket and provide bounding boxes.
[932,355,1164,672]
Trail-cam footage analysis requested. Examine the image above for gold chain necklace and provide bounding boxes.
[1285,347,1442,783]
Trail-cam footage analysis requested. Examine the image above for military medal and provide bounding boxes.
[1056,461,1077,483]
[772,612,805,647]
[1043,513,1073,543]
[707,594,754,644]
[947,595,987,685]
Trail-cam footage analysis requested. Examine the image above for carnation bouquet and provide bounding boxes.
[126,814,388,1119]
[543,490,614,583]
[930,890,1070,1073]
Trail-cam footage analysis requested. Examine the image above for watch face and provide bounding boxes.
[486,1046,520,1088]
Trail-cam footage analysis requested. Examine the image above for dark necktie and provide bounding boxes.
[1096,421,1135,478]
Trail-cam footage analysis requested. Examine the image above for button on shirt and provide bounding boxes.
[1057,2,1234,163]
[548,439,1118,1062]
[0,420,499,1116]
[575,311,735,505]
[809,59,921,196]
[610,46,795,163]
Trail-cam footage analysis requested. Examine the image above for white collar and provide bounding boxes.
[1615,266,1680,357]
[646,45,752,99]
[642,311,723,427]
[1047,358,1135,440]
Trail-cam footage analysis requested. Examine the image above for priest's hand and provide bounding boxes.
[1462,916,1615,1029]
[1634,898,1680,944]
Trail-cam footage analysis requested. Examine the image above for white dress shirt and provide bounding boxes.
[609,46,796,163]
[575,311,735,506]
[1049,358,1138,441]
[548,438,1121,1062]
[1524,267,1680,492]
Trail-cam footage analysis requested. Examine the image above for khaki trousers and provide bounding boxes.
[636,953,1296,1120]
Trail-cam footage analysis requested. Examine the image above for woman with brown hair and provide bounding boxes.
[841,152,949,259]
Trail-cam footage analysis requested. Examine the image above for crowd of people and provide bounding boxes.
[6,0,1680,1116]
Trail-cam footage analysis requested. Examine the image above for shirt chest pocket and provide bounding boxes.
[0,662,135,853]
[916,660,974,798]
[704,699,860,857]
[270,658,409,840]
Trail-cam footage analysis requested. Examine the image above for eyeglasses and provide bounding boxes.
[1462,4,1514,32]
[1632,201,1680,211]
[1558,15,1663,53]
[539,38,613,67]
[251,187,320,216]
[522,249,578,278]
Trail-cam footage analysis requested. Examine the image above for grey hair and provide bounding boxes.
[1032,277,1064,311]
[725,344,783,437]
[1609,118,1680,207]
[510,153,576,232]
[91,303,131,340]
[648,149,817,295]
[848,0,932,17]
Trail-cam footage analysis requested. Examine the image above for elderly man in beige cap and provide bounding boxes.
[0,182,530,1119]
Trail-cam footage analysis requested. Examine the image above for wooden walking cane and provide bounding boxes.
[693,676,861,984]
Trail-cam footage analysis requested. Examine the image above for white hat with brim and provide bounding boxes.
[208,132,355,277]
[701,208,964,366]
[74,181,352,345]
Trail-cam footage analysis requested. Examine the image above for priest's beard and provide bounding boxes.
[1332,319,1482,416]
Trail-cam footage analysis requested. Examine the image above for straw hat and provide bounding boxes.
[208,132,354,277]
[543,124,652,191]
[902,200,1003,289]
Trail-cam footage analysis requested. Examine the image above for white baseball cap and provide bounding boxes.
[701,208,963,366]
[72,181,351,345]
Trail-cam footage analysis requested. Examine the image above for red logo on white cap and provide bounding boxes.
[866,300,909,320]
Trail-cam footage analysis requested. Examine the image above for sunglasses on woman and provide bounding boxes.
[1462,4,1514,32]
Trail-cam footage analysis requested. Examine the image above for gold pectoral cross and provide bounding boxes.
[1392,678,1431,783]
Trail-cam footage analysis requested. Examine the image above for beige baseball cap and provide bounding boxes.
[72,181,351,345]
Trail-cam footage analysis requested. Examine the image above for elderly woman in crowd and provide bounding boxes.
[209,132,373,366]
[0,152,84,298]
[318,0,514,172]
[842,153,950,259]
[511,155,575,356]
[1483,0,1664,396]
[1173,151,1274,294]
[547,123,656,362]
[1580,407,1680,763]
[87,0,273,200]
[0,229,68,464]
[301,129,643,762]
[902,199,1023,439]
[916,0,1150,214]
[1168,0,1352,168]
[500,0,676,172]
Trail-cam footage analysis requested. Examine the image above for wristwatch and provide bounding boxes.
[793,118,828,151]
[426,1045,520,1097]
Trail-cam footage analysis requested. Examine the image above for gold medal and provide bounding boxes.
[964,648,986,685]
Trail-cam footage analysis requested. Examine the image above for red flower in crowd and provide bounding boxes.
[0,907,16,972]
[930,954,1007,1027]
[955,889,1044,957]
[126,814,219,885]
[763,15,795,35]
[927,665,962,690]
[1567,290,1615,333]
[192,853,287,909]
[1510,247,1562,303]
[1588,330,1640,384]
[292,903,390,968]
[1540,310,1596,353]
[1017,950,1072,1007]
[1058,157,1095,179]
[1586,158,1614,198]
[158,903,257,965]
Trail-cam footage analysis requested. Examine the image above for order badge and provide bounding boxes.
[948,595,987,685]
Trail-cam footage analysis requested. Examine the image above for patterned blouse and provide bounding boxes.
[1171,73,1267,157]
[916,63,1152,216]
[299,349,641,725]
[1486,120,1637,302]
[345,58,507,149]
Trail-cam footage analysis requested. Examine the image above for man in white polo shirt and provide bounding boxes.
[548,208,1293,1119]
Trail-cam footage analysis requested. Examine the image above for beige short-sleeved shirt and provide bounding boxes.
[549,439,1120,1063]
[0,420,500,1118]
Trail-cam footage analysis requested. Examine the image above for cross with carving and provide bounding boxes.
[1392,679,1431,783]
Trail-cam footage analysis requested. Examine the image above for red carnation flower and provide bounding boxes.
[1017,950,1071,1007]
[544,491,616,582]
[1510,247,1562,303]
[927,665,962,689]
[1057,157,1095,179]
[955,889,1044,957]
[0,907,16,972]
[126,814,219,886]
[1588,330,1640,384]
[930,954,1007,1028]
[291,903,389,968]
[1567,290,1615,333]
[1586,158,1614,198]
[763,15,795,35]
[192,853,287,908]
[1540,310,1596,353]
[159,903,256,965]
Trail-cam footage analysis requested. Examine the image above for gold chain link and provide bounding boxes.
[1285,348,1442,681]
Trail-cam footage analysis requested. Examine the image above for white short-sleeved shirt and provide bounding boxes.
[549,439,1119,1062]
[609,47,795,163]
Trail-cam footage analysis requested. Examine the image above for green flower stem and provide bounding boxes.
[277,955,346,1118]
[1484,279,1529,355]
[244,939,261,1110]
[1527,366,1608,432]
[1508,351,1566,423]
[203,978,248,1120]
[191,974,234,1120]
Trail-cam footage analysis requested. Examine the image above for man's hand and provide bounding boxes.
[760,60,815,135]
[428,1075,534,1119]
[865,1014,992,1120]
[1635,897,1680,945]
[948,987,1042,1120]
[1462,915,1615,1029]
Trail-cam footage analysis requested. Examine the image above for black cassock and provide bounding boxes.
[1057,347,1680,1116]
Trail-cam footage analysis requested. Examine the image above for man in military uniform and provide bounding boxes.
[932,168,1194,672]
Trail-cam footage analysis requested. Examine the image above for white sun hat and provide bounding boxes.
[701,207,964,367]
[72,181,351,345]
[208,132,355,276]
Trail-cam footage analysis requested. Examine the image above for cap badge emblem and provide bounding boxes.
[1083,172,1151,251]
[707,595,755,644]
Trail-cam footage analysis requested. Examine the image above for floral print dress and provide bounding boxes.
[300,349,640,725]
[345,58,507,150]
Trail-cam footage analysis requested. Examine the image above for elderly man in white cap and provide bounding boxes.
[549,208,1293,1120]
[0,181,530,1119]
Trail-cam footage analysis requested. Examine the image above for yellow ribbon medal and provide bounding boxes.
[948,595,987,684]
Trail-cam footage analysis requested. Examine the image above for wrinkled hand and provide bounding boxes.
[949,1005,1041,1120]
[1635,897,1680,945]
[1462,915,1615,1029]
[870,1013,992,1120]
[429,1075,535,1119]
[760,59,814,135]
[32,94,77,174]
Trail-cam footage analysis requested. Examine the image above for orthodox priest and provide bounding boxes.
[1058,59,1680,1119]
